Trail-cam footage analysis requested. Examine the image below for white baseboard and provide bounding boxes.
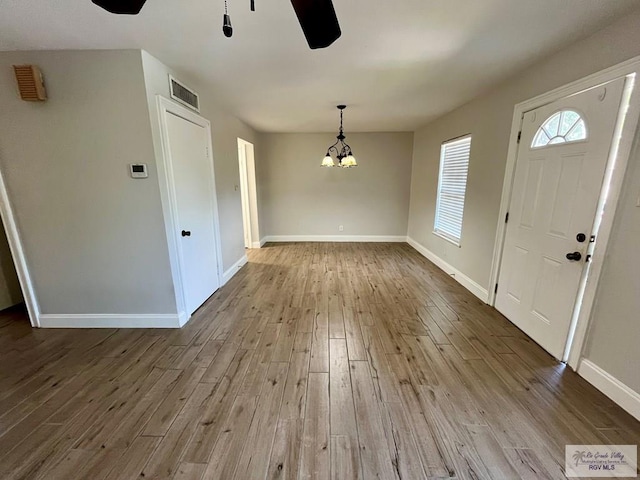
[406,236,489,303]
[38,313,185,329]
[251,241,262,249]
[263,235,407,243]
[578,359,640,421]
[222,254,248,285]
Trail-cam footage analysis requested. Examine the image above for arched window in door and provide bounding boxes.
[531,110,587,148]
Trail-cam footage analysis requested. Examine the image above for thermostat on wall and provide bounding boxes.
[130,164,148,178]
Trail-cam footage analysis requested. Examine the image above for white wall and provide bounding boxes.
[408,9,640,289]
[141,51,259,271]
[0,50,176,315]
[0,217,22,310]
[0,48,259,325]
[407,10,640,402]
[583,132,640,393]
[259,132,413,238]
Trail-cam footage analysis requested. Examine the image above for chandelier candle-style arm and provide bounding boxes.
[321,105,358,168]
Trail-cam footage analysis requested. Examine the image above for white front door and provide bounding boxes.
[495,76,627,360]
[165,111,220,315]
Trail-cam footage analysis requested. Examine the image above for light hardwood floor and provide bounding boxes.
[0,242,638,480]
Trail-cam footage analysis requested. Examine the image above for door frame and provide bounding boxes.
[237,138,261,248]
[156,95,224,322]
[488,55,640,369]
[0,167,40,327]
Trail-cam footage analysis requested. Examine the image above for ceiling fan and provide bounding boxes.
[92,0,342,49]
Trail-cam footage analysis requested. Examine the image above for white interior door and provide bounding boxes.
[495,77,626,359]
[165,111,220,315]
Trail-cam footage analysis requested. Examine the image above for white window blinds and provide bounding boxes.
[434,136,471,245]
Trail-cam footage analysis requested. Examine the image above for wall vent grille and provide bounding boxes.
[13,65,47,101]
[169,76,199,112]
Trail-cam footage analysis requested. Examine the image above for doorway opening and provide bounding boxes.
[237,138,261,249]
[0,216,26,323]
[0,165,39,327]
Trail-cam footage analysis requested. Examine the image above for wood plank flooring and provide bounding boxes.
[0,242,638,479]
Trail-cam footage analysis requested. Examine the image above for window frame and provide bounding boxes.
[433,134,472,247]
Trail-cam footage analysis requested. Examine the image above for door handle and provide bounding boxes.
[566,251,582,261]
[181,230,191,237]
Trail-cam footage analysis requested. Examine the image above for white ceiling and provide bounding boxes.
[1,0,638,132]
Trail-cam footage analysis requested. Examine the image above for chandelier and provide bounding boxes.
[321,105,358,168]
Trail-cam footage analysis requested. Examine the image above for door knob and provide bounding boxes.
[181,230,191,237]
[566,251,582,261]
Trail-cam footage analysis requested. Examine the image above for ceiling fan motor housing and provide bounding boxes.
[91,0,148,14]
[290,0,342,49]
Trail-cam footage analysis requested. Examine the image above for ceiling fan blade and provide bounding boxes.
[91,0,148,14]
[290,0,341,49]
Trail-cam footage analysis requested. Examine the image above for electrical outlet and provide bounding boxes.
[338,225,344,232]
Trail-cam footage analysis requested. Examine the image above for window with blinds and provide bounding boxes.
[434,135,471,245]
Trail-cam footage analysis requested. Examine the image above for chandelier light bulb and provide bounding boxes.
[321,155,335,167]
[342,154,357,167]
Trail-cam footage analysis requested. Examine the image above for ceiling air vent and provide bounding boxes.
[169,75,199,112]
